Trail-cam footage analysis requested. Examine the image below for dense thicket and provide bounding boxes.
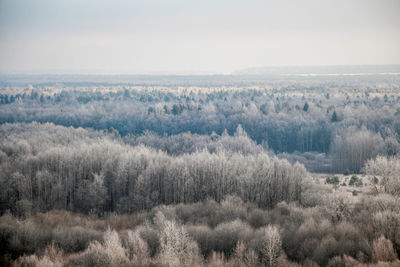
[3,191,400,266]
[0,123,306,216]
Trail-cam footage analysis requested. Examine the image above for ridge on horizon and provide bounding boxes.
[1,64,400,77]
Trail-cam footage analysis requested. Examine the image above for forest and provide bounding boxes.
[1,74,400,266]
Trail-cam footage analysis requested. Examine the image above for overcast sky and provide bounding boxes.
[0,0,399,74]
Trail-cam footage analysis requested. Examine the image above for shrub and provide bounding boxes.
[52,226,101,253]
[214,219,252,257]
[13,255,39,267]
[139,225,160,257]
[326,176,339,185]
[66,241,112,267]
[174,200,219,226]
[327,255,359,267]
[219,195,247,222]
[244,249,259,267]
[124,229,149,262]
[66,227,129,267]
[372,235,398,262]
[372,211,400,250]
[349,176,362,187]
[207,251,228,267]
[14,243,64,267]
[248,209,269,228]
[103,228,129,266]
[329,193,354,222]
[14,254,63,267]
[43,242,64,263]
[187,225,215,258]
[0,222,17,256]
[13,221,53,256]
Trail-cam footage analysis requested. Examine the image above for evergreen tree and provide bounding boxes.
[303,102,309,112]
[331,110,338,122]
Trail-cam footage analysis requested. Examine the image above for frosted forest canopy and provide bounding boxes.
[1,72,400,266]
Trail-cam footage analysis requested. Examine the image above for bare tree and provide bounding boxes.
[156,212,201,266]
[262,225,281,267]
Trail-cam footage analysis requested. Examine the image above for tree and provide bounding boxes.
[262,225,281,267]
[156,212,201,266]
[164,105,171,114]
[331,111,338,122]
[234,124,247,137]
[103,228,129,266]
[364,156,400,196]
[123,89,130,98]
[303,102,309,112]
[331,126,384,173]
[75,172,107,214]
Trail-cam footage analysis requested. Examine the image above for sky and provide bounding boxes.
[0,0,399,74]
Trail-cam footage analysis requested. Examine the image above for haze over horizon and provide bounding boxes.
[1,0,399,74]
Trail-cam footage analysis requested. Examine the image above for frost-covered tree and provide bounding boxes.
[156,212,201,266]
[331,126,384,172]
[364,156,400,196]
[262,225,281,267]
[125,229,149,262]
